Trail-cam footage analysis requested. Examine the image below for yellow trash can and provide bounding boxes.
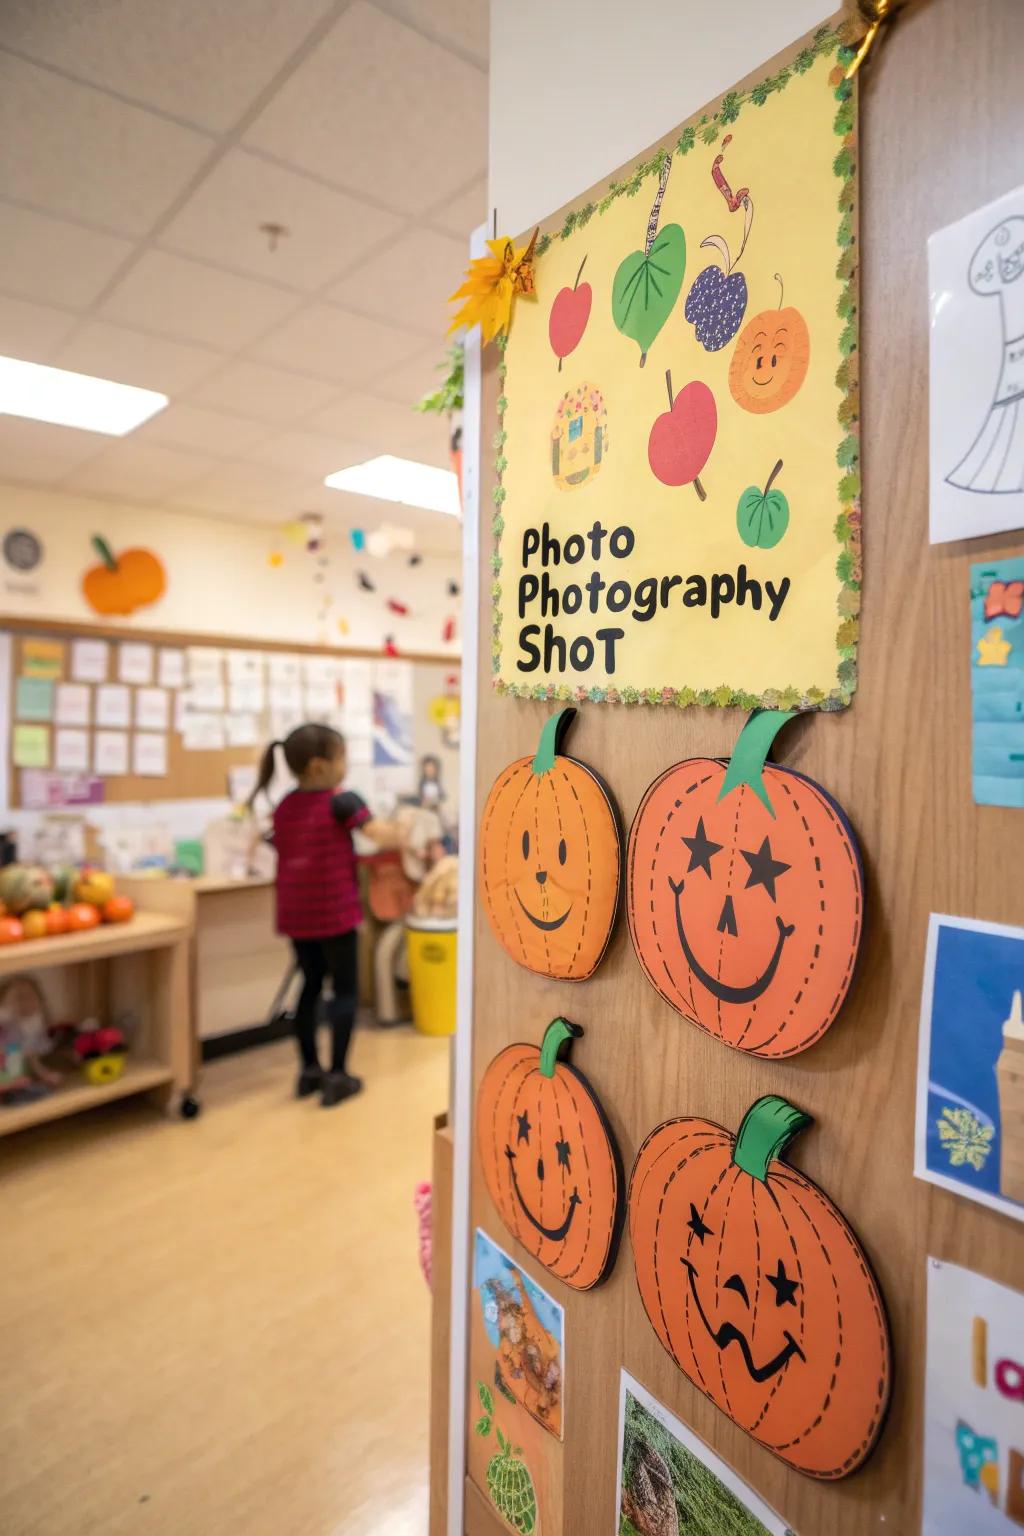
[405,915,458,1036]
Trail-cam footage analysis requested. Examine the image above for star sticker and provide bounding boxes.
[686,1202,713,1245]
[682,817,723,878]
[516,1111,531,1144]
[978,626,1012,666]
[766,1258,799,1307]
[741,836,791,902]
[555,1139,572,1171]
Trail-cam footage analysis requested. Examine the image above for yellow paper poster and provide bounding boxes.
[22,638,64,681]
[13,724,50,769]
[494,19,859,709]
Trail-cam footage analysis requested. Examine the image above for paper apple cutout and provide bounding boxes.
[736,458,789,548]
[549,256,593,372]
[648,371,716,502]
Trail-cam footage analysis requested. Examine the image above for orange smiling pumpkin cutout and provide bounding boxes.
[627,709,863,1058]
[476,1017,624,1291]
[629,1095,892,1479]
[728,274,810,415]
[480,708,621,980]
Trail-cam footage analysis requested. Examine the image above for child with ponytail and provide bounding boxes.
[251,723,400,1106]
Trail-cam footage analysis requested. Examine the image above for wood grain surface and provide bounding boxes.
[466,2,1024,1531]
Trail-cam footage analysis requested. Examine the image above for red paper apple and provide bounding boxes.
[647,371,717,501]
[549,256,592,371]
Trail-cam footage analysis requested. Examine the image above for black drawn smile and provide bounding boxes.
[682,1259,805,1383]
[515,890,572,932]
[668,877,793,1004]
[505,1147,581,1241]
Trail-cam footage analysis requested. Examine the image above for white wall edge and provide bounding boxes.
[445,225,486,1536]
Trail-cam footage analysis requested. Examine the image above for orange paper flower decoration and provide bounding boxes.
[447,230,539,344]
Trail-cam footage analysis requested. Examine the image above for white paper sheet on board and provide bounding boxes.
[225,713,259,747]
[923,1258,1024,1532]
[268,654,301,685]
[157,647,186,690]
[186,645,224,683]
[182,713,225,751]
[94,730,129,776]
[118,641,154,685]
[133,732,168,776]
[226,650,264,683]
[54,728,89,774]
[70,638,109,683]
[181,681,226,712]
[95,684,131,729]
[228,678,264,713]
[55,683,91,727]
[929,184,1024,543]
[135,687,170,732]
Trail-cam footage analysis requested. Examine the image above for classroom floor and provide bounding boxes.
[1,1024,449,1536]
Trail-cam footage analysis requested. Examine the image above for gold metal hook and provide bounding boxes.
[845,0,896,80]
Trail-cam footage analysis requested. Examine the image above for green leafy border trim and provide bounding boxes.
[491,20,861,712]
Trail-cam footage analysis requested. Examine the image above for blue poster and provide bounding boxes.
[971,557,1024,808]
[915,913,1024,1225]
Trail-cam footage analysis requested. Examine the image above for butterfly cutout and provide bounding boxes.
[447,229,539,343]
[984,579,1024,621]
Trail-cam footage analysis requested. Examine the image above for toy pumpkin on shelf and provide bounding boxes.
[627,709,863,1058]
[629,1095,892,1480]
[476,1017,624,1291]
[479,708,621,981]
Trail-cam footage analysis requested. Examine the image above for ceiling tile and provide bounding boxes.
[0,203,133,307]
[429,176,486,239]
[189,359,340,424]
[53,319,224,394]
[369,344,448,407]
[134,402,267,456]
[253,303,426,384]
[0,294,77,363]
[244,1,487,216]
[306,391,450,461]
[100,250,300,350]
[0,0,337,134]
[246,430,372,479]
[329,225,463,337]
[0,416,105,484]
[0,54,212,239]
[374,0,489,68]
[61,439,215,500]
[160,150,404,294]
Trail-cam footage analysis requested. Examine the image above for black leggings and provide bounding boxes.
[291,929,359,1075]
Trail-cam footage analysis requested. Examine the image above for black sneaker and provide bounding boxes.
[296,1065,323,1098]
[321,1071,363,1107]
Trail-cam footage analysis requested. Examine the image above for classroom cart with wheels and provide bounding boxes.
[0,911,198,1139]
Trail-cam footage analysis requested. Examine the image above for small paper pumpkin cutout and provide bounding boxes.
[627,709,863,1057]
[480,708,621,980]
[476,1017,625,1291]
[629,1094,892,1480]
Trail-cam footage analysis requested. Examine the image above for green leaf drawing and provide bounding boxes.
[477,1379,495,1415]
[736,459,789,549]
[475,1415,492,1438]
[611,157,685,366]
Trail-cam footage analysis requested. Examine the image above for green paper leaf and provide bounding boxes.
[612,223,686,363]
[736,460,789,549]
[475,1415,491,1437]
[478,1380,494,1415]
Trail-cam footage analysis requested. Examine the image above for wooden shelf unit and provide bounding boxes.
[0,912,195,1137]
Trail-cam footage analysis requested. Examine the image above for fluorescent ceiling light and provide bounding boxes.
[324,454,460,517]
[0,355,167,435]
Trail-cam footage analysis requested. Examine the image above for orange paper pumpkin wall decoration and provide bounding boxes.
[82,535,166,617]
[480,708,621,980]
[476,1017,624,1291]
[728,274,811,415]
[629,1095,892,1480]
[627,709,863,1058]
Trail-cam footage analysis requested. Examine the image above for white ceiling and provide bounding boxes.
[0,0,488,553]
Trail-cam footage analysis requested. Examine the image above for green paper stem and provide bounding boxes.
[733,1094,812,1182]
[91,534,118,572]
[539,1017,581,1078]
[532,707,576,775]
[718,708,797,818]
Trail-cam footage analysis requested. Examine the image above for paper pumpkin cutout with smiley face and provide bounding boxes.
[728,276,811,415]
[627,709,863,1058]
[480,708,621,980]
[551,382,608,490]
[477,1017,625,1291]
[629,1095,892,1479]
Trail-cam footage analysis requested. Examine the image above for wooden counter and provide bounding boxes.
[119,876,292,1041]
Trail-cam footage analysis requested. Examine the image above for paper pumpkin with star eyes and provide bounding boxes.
[629,1095,892,1479]
[627,709,863,1058]
[476,1018,625,1291]
[480,708,621,980]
